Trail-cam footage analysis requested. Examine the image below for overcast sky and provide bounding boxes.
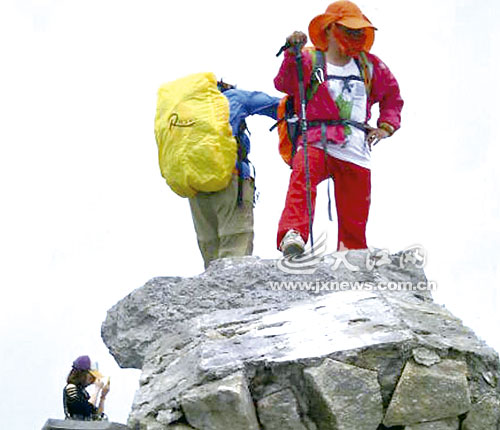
[1,1,499,429]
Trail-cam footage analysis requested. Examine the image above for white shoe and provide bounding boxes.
[280,230,305,257]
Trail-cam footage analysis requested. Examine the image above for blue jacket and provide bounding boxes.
[222,89,280,179]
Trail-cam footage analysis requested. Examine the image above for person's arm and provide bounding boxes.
[371,55,404,133]
[97,379,110,416]
[274,32,314,96]
[241,91,281,120]
[365,54,404,146]
[97,393,106,416]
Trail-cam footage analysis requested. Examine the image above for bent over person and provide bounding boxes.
[155,74,280,269]
[189,82,280,268]
[63,355,110,420]
[275,1,404,256]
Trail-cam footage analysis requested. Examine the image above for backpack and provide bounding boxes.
[154,72,237,198]
[275,49,373,166]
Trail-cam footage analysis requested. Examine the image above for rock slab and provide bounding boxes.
[304,358,383,430]
[383,359,471,426]
[180,371,259,430]
[256,388,307,430]
[101,254,500,430]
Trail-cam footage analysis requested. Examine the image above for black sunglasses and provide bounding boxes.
[336,24,365,37]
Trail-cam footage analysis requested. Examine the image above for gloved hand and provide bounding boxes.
[286,31,308,52]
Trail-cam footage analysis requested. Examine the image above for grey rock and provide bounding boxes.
[412,347,441,367]
[100,252,500,429]
[180,371,259,430]
[303,358,383,430]
[130,415,184,430]
[405,417,459,429]
[256,388,307,430]
[463,353,500,404]
[102,253,429,369]
[337,345,407,408]
[125,286,416,427]
[129,416,162,430]
[102,276,183,369]
[383,359,470,426]
[42,419,130,430]
[156,409,183,426]
[461,393,500,430]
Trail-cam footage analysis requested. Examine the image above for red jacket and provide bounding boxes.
[274,49,404,145]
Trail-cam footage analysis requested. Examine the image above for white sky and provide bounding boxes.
[0,1,499,429]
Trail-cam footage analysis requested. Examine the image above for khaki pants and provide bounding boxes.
[189,175,255,268]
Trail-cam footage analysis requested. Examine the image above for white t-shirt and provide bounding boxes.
[312,58,371,169]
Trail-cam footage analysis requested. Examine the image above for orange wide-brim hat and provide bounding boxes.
[308,1,376,52]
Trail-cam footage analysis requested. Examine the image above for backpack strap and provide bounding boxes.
[236,135,244,207]
[325,74,364,83]
[355,51,373,94]
[235,120,247,206]
[320,122,334,222]
[306,49,326,100]
[235,120,255,207]
[321,52,372,94]
[308,119,371,134]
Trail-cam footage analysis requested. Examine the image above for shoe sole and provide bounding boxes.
[283,244,305,257]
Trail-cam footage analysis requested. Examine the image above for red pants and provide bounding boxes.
[277,146,371,251]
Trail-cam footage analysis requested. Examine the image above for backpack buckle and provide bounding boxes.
[314,67,325,84]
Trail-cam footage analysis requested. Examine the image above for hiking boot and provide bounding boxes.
[280,230,305,257]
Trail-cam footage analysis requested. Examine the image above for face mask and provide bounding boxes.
[331,24,368,56]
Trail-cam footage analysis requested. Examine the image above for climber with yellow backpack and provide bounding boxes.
[155,72,280,268]
[274,0,404,257]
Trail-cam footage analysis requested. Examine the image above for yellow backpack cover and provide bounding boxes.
[154,72,237,198]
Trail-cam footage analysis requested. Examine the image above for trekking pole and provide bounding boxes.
[276,42,291,57]
[293,44,315,250]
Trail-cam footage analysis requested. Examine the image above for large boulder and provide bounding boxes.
[102,252,500,429]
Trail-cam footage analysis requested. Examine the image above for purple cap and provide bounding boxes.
[72,355,91,371]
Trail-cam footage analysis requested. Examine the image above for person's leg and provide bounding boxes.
[219,232,254,258]
[217,176,255,258]
[277,146,329,249]
[189,193,220,269]
[330,158,371,250]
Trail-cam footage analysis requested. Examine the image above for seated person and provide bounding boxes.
[63,355,110,420]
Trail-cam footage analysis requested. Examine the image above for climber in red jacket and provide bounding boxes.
[275,0,404,256]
